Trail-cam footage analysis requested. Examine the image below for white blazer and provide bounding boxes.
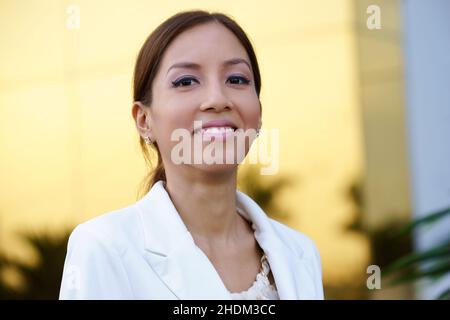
[59,181,324,300]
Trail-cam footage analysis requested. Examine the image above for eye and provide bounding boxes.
[227,75,251,85]
[171,76,199,88]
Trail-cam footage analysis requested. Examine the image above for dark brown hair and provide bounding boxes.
[133,10,262,198]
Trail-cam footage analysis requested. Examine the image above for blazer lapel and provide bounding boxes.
[135,181,318,300]
[135,181,231,300]
[236,191,319,299]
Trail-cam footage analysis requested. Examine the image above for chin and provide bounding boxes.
[187,164,239,176]
[191,162,239,174]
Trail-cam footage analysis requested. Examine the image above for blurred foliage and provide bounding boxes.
[366,220,414,269]
[383,206,450,300]
[0,229,72,299]
[324,178,370,299]
[341,178,414,299]
[345,178,413,269]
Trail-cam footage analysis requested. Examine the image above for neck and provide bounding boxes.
[163,167,245,246]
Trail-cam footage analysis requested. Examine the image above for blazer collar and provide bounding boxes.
[134,180,317,299]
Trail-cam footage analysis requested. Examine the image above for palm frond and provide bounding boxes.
[388,259,450,286]
[383,241,450,275]
[393,206,450,238]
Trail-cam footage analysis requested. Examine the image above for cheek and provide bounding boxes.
[151,99,197,161]
[239,96,261,129]
[153,96,196,134]
[153,115,190,153]
[150,82,196,135]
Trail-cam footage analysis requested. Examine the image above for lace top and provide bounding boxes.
[229,253,279,300]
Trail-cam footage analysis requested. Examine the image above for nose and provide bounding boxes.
[199,81,233,112]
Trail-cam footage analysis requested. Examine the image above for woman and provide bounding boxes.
[59,10,324,300]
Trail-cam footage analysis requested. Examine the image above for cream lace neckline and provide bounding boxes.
[229,253,279,300]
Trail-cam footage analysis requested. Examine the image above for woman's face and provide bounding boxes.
[143,22,261,174]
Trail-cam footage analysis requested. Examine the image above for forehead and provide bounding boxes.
[160,22,249,68]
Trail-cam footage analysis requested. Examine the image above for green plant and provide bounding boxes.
[383,206,450,300]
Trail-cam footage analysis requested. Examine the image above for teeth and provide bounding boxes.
[201,127,235,134]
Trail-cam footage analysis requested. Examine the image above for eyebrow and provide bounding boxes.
[166,58,252,75]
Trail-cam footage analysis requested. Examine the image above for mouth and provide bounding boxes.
[193,127,237,142]
[192,119,238,135]
[193,126,237,135]
[192,120,238,140]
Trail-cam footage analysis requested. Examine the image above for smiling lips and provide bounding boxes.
[193,119,238,141]
[198,126,235,140]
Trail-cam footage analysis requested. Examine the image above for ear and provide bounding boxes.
[132,101,154,141]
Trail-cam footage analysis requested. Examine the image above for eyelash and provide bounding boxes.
[171,76,251,88]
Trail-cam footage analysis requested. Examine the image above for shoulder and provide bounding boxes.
[268,218,321,262]
[60,206,138,299]
[67,203,143,256]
